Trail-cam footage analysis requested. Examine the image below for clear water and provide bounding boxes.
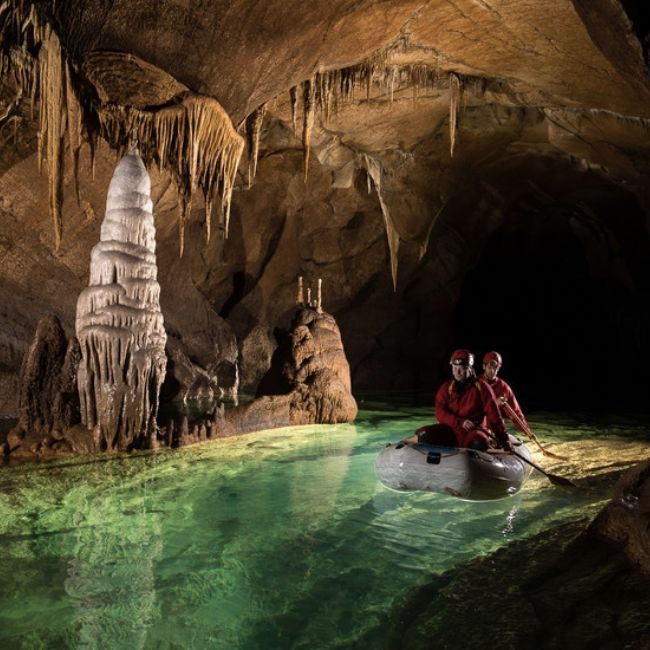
[0,397,648,649]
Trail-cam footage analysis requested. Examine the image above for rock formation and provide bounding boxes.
[389,462,650,648]
[2,1,650,412]
[588,457,650,575]
[76,149,166,451]
[0,2,649,417]
[257,304,358,425]
[17,314,79,434]
[3,314,80,457]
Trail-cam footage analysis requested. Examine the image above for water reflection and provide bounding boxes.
[0,405,648,648]
[63,468,162,648]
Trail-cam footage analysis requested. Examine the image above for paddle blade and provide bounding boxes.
[547,473,577,488]
[541,449,570,461]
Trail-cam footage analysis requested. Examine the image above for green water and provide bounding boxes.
[0,399,647,649]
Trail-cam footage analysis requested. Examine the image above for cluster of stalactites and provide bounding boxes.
[76,149,167,451]
[0,1,245,258]
[261,60,486,289]
[281,63,487,178]
[98,94,245,255]
[0,0,87,251]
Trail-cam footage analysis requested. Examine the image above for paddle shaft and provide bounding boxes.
[477,426,576,488]
[509,448,576,487]
[500,401,568,461]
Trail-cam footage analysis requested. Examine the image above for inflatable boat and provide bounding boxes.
[375,437,533,501]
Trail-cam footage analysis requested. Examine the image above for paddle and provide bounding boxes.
[509,449,577,488]
[500,401,568,461]
[477,426,577,488]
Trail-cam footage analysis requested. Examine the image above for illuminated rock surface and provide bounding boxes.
[257,307,358,425]
[76,149,166,451]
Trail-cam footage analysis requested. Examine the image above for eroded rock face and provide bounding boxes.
[18,315,79,432]
[257,307,358,424]
[3,314,81,457]
[1,0,650,416]
[588,458,650,574]
[76,149,167,451]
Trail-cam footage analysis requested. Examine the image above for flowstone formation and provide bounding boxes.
[155,291,358,450]
[76,149,166,451]
[257,282,358,424]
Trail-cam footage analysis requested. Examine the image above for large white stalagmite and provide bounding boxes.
[76,148,167,450]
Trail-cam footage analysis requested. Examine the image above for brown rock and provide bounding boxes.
[588,458,650,574]
[6,429,24,452]
[17,314,76,435]
[257,307,357,424]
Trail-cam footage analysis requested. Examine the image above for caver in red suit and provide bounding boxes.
[434,374,510,449]
[480,351,529,433]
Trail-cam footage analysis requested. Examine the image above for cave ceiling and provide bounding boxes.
[1,0,650,406]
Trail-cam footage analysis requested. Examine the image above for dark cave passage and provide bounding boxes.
[452,182,650,411]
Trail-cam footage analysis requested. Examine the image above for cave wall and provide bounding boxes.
[1,0,650,415]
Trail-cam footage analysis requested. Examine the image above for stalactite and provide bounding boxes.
[178,194,189,258]
[1,1,244,253]
[99,93,245,245]
[39,24,66,251]
[76,149,166,451]
[449,72,462,158]
[302,77,315,182]
[390,65,398,103]
[246,102,266,187]
[0,1,89,251]
[289,85,299,135]
[364,154,400,291]
[418,205,444,261]
[284,52,484,176]
[65,61,83,205]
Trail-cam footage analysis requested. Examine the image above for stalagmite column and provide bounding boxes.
[297,276,304,306]
[316,278,322,313]
[76,148,167,451]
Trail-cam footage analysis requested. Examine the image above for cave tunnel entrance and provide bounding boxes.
[452,177,650,412]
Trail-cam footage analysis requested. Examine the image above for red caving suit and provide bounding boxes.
[481,375,529,433]
[435,378,509,448]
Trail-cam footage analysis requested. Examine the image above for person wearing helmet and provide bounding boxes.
[480,351,529,433]
[406,349,511,451]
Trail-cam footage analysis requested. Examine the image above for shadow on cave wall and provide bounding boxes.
[452,182,650,411]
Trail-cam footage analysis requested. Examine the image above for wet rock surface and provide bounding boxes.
[383,448,650,650]
[589,458,650,576]
[388,515,650,650]
[257,306,358,424]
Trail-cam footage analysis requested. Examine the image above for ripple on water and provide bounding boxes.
[0,406,648,648]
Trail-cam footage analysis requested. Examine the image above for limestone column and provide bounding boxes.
[76,148,166,450]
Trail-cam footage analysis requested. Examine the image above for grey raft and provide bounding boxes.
[375,437,534,501]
